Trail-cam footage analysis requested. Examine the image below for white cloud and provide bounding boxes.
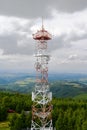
[30,8,87,47]
[0,16,30,36]
[47,9,87,40]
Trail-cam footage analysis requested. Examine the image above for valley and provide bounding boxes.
[0,72,87,98]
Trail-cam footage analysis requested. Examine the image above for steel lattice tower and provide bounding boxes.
[31,22,53,130]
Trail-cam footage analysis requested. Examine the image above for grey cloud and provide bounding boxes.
[0,0,50,18]
[0,35,34,55]
[0,0,87,19]
[48,34,71,52]
[0,35,18,54]
[65,31,87,42]
[50,0,87,13]
[0,33,71,56]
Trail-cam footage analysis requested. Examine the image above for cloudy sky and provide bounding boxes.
[0,0,87,73]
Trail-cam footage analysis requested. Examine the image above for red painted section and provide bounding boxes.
[33,29,52,40]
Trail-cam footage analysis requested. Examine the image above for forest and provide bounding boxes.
[0,92,87,130]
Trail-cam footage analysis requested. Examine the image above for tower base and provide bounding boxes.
[31,128,53,130]
[31,120,53,130]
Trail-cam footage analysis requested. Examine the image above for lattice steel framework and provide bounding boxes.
[31,23,53,130]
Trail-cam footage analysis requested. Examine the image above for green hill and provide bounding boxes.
[0,73,87,98]
[74,94,87,100]
[50,81,87,97]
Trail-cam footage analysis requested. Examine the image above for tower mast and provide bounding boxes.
[31,20,53,130]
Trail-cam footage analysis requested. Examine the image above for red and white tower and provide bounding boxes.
[31,22,53,130]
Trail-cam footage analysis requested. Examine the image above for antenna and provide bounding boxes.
[42,17,44,30]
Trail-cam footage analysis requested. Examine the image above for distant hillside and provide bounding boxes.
[50,81,87,97]
[74,94,87,100]
[49,73,87,81]
[0,72,87,97]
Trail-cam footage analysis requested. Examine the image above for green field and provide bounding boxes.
[0,121,10,130]
[0,113,15,130]
[74,93,87,100]
[0,128,10,130]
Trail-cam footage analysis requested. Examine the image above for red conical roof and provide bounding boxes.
[33,27,52,40]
